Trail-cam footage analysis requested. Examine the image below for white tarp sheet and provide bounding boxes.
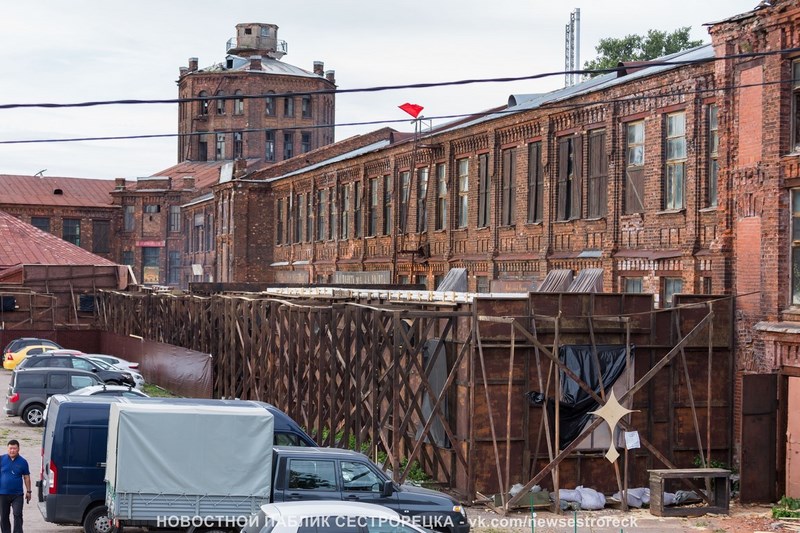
[106,402,273,497]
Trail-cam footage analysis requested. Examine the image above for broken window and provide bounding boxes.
[265,91,275,116]
[215,133,225,160]
[198,91,209,116]
[284,94,294,117]
[625,121,645,214]
[416,167,429,232]
[265,131,275,161]
[283,132,293,160]
[215,90,226,115]
[302,95,312,118]
[233,131,243,158]
[233,90,244,115]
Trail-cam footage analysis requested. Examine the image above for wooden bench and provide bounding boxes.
[648,468,731,517]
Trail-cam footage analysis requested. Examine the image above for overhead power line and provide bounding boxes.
[0,46,798,111]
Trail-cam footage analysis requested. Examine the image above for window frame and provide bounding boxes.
[664,112,687,210]
[283,132,294,160]
[500,148,516,226]
[265,131,275,162]
[382,175,392,236]
[587,129,608,218]
[233,89,244,115]
[265,91,276,116]
[284,94,294,117]
[416,167,429,232]
[456,158,469,228]
[625,121,645,214]
[215,90,226,115]
[435,163,448,230]
[215,133,225,160]
[353,182,362,238]
[477,154,490,228]
[367,178,378,237]
[92,219,110,254]
[708,104,719,207]
[233,131,243,159]
[62,218,81,246]
[341,184,350,240]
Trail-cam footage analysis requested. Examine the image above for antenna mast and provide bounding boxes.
[564,8,581,87]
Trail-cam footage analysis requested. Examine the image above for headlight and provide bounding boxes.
[453,505,466,517]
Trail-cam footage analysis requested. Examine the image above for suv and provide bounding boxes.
[17,355,135,386]
[5,368,102,426]
[2,338,61,363]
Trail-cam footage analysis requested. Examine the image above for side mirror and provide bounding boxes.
[380,480,394,498]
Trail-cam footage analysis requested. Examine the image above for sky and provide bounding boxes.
[0,0,759,180]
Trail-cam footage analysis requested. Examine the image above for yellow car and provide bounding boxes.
[3,345,54,370]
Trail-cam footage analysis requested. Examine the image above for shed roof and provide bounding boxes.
[0,210,116,270]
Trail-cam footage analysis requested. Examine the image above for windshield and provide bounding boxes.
[88,358,113,370]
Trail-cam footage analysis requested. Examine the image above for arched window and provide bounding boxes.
[198,91,209,116]
[234,90,244,115]
[216,90,226,115]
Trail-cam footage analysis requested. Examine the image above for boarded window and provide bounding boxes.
[500,148,516,226]
[587,130,607,218]
[477,154,490,228]
[527,142,543,223]
[92,220,110,253]
[557,135,582,221]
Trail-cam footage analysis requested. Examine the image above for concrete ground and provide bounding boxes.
[0,369,778,533]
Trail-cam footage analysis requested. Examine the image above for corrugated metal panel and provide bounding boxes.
[436,268,468,292]
[567,268,605,292]
[536,269,573,292]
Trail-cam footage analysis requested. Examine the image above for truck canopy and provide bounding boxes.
[106,402,274,498]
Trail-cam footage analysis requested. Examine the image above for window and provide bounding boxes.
[276,198,284,245]
[71,375,97,389]
[662,277,683,308]
[92,220,110,253]
[198,90,209,116]
[143,204,160,214]
[435,163,447,230]
[527,142,543,223]
[556,136,581,221]
[121,251,134,266]
[168,251,181,285]
[287,459,337,490]
[124,205,135,231]
[368,178,378,237]
[206,214,214,251]
[305,193,312,241]
[623,277,643,293]
[417,274,428,289]
[476,276,490,293]
[233,132,243,158]
[295,193,303,244]
[63,219,80,246]
[457,158,469,227]
[142,247,160,284]
[416,168,429,232]
[478,154,490,228]
[328,187,336,240]
[625,121,645,214]
[587,130,608,218]
[284,94,294,117]
[353,182,362,238]
[301,132,311,153]
[265,91,275,116]
[665,112,686,209]
[792,189,800,304]
[399,171,410,233]
[31,216,50,233]
[233,90,244,115]
[382,175,392,235]
[341,184,350,240]
[500,148,516,225]
[316,189,327,240]
[341,461,382,492]
[198,135,208,161]
[169,206,181,232]
[265,131,275,161]
[793,60,800,152]
[215,90,226,115]
[283,133,294,160]
[301,95,312,118]
[193,213,205,252]
[216,133,225,160]
[708,105,719,207]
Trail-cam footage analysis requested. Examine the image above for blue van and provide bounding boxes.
[38,396,316,533]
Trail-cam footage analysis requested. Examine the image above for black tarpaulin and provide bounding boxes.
[526,344,631,449]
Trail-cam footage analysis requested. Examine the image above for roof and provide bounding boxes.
[434,44,715,135]
[127,159,262,192]
[0,175,116,208]
[0,210,116,270]
[198,55,327,81]
[266,140,392,183]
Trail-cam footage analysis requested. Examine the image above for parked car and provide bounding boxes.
[67,385,149,398]
[5,367,102,426]
[43,349,85,356]
[3,345,56,370]
[85,357,145,389]
[242,501,431,533]
[2,338,61,364]
[16,355,135,386]
[84,354,138,371]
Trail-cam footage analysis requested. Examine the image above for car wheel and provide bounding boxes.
[83,506,120,533]
[22,404,44,427]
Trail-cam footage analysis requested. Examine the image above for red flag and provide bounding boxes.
[399,103,424,118]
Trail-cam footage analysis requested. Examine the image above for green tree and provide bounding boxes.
[583,27,704,77]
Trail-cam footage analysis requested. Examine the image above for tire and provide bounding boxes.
[83,506,119,533]
[22,404,44,427]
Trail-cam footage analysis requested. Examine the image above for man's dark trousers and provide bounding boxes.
[0,493,23,533]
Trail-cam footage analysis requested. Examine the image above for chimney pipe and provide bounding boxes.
[250,55,262,71]
[325,70,336,84]
[188,57,198,72]
[313,61,324,76]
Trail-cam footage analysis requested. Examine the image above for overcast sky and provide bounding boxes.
[0,0,757,180]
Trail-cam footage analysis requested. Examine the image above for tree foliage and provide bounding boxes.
[583,27,704,76]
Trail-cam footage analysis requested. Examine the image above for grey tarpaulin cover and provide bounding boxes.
[526,345,630,449]
[106,402,274,497]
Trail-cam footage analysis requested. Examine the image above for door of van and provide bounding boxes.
[278,458,341,501]
[339,459,398,506]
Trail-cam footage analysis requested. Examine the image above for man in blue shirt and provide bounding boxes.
[0,440,31,533]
